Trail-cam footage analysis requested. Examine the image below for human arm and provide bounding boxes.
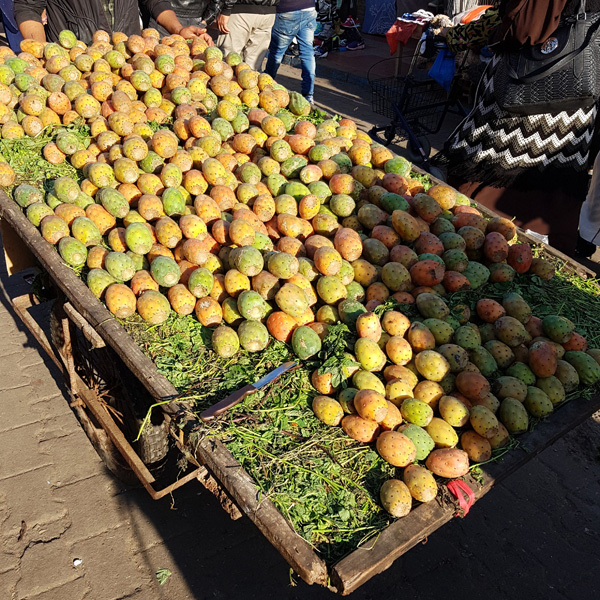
[14,0,47,42]
[216,0,234,32]
[143,0,213,42]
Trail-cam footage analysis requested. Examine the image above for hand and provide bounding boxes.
[179,25,209,39]
[217,14,230,33]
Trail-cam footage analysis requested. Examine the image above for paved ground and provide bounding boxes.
[1,64,600,600]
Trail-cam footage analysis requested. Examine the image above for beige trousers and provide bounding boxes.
[217,12,276,71]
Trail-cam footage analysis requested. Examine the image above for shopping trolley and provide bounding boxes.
[368,37,469,174]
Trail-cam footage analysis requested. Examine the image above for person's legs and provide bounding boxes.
[265,12,298,79]
[295,9,317,102]
[217,13,253,59]
[243,13,276,71]
[578,151,600,251]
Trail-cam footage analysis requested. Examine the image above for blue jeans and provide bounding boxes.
[265,9,317,101]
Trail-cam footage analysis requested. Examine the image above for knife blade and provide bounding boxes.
[199,361,299,422]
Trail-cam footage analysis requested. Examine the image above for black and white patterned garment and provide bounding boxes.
[435,53,597,191]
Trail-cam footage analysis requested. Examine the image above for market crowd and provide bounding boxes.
[4,0,600,259]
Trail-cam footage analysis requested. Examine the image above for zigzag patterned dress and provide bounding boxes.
[439,54,596,190]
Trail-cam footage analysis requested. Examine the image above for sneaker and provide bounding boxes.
[347,41,365,51]
[316,23,334,40]
[341,16,359,28]
[314,45,329,58]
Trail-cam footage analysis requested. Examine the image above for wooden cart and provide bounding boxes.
[1,187,599,595]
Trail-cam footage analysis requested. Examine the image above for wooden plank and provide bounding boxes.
[194,437,329,586]
[330,395,600,595]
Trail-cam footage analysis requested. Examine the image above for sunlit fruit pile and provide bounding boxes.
[3,28,600,523]
[309,292,600,517]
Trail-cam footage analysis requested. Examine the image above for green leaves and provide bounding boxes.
[317,323,357,388]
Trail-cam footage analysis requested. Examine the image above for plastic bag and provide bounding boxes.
[428,48,456,91]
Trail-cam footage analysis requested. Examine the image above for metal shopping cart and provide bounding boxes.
[368,37,469,175]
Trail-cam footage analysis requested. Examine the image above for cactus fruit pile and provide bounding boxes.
[309,292,600,517]
[2,28,600,531]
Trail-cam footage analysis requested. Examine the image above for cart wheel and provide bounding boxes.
[406,136,431,163]
[428,166,446,182]
[384,125,397,146]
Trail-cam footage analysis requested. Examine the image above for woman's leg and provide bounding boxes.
[265,12,296,79]
[295,9,317,101]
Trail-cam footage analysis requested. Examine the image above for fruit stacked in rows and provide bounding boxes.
[310,292,600,517]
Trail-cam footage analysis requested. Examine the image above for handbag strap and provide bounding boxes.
[505,15,600,83]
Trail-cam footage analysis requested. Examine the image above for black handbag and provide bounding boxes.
[494,0,600,115]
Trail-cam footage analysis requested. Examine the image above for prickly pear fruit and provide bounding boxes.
[150,255,180,287]
[476,298,505,323]
[493,375,527,402]
[341,414,381,443]
[401,397,434,427]
[376,430,417,467]
[211,325,240,359]
[71,216,102,246]
[380,479,412,517]
[87,268,117,299]
[354,389,389,422]
[528,340,557,378]
[425,448,469,478]
[398,423,435,460]
[460,430,492,463]
[484,340,515,369]
[137,290,171,325]
[355,337,387,372]
[494,316,530,347]
[96,187,129,219]
[468,346,498,377]
[104,283,136,319]
[535,376,565,405]
[506,361,536,385]
[455,371,490,400]
[415,350,450,382]
[437,344,469,373]
[130,270,159,296]
[416,292,449,319]
[420,316,452,343]
[469,405,498,439]
[564,350,600,385]
[524,386,554,418]
[58,236,87,267]
[498,397,529,434]
[454,324,481,350]
[403,464,437,502]
[471,391,500,414]
[312,396,344,426]
[554,359,580,392]
[502,293,532,323]
[125,222,154,255]
[438,395,470,427]
[542,315,575,344]
[407,321,436,352]
[105,251,136,282]
[488,422,510,449]
[380,401,403,430]
[425,417,459,448]
[167,284,196,315]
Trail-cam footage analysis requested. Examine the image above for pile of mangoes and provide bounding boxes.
[310,292,600,517]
